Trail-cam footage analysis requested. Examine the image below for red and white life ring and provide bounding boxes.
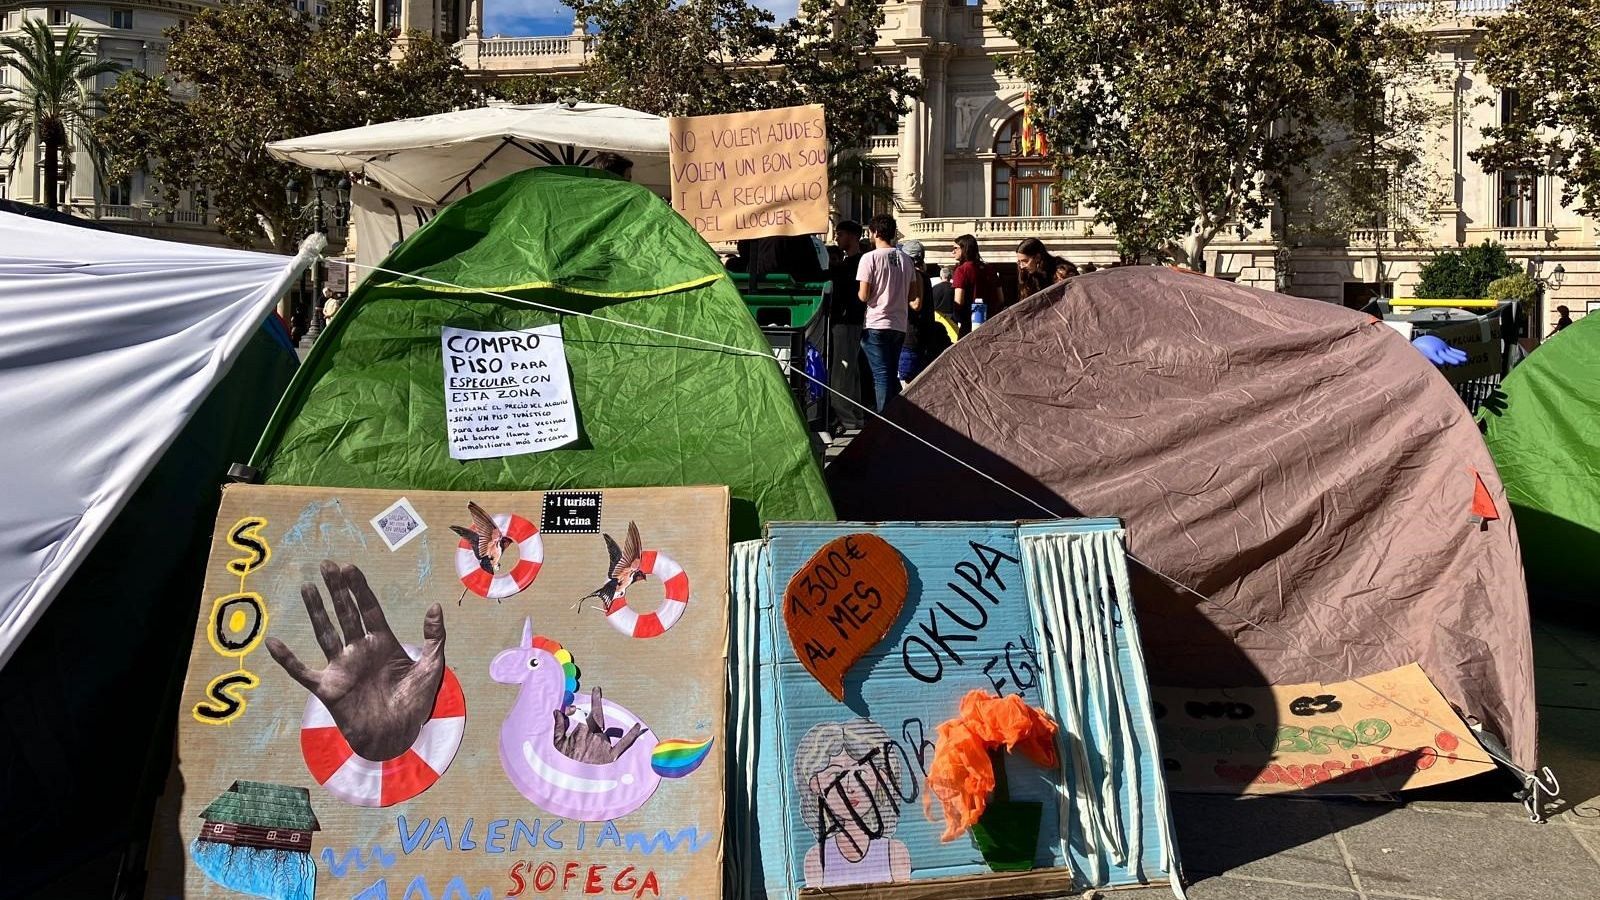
[603,549,690,639]
[299,647,466,808]
[456,512,542,600]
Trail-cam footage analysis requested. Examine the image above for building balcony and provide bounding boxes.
[908,215,1101,243]
[1347,228,1402,246]
[1464,225,1565,247]
[465,34,593,72]
[866,134,899,157]
[479,35,589,58]
[1328,0,1508,16]
[64,202,211,228]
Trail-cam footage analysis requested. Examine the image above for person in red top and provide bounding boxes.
[949,234,1004,335]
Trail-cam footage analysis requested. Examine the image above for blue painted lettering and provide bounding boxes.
[425,818,453,852]
[594,820,624,849]
[397,816,430,855]
[458,818,477,851]
[485,819,509,854]
[439,877,493,900]
[511,818,541,852]
[623,827,715,855]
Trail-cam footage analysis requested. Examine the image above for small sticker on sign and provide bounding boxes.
[542,491,604,534]
[370,498,427,551]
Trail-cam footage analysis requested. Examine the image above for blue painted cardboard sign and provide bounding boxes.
[727,520,1180,899]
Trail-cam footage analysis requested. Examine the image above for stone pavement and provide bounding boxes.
[1094,616,1600,900]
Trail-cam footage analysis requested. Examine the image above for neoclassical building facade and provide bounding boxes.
[0,0,226,242]
[0,0,451,244]
[457,0,1597,329]
[4,0,1595,326]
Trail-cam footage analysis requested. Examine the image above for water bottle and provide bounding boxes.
[971,297,988,328]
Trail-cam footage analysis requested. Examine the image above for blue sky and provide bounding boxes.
[484,0,801,39]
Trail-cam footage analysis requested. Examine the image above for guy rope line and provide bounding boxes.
[327,258,1557,808]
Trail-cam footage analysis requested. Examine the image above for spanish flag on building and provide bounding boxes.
[1021,90,1049,157]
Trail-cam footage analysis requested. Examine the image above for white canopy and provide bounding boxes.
[265,102,673,204]
[0,212,318,668]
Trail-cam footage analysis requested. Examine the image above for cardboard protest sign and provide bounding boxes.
[1424,317,1503,384]
[783,532,909,701]
[441,325,579,460]
[1153,663,1496,795]
[153,484,729,900]
[729,520,1180,899]
[668,104,828,242]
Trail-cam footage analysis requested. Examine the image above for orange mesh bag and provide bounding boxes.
[924,690,1060,841]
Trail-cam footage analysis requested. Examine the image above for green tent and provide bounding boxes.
[250,167,834,538]
[1482,313,1600,598]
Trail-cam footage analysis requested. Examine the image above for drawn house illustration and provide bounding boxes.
[197,781,321,853]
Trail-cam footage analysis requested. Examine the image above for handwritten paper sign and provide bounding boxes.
[441,324,577,460]
[782,532,908,701]
[1153,663,1496,795]
[668,104,829,242]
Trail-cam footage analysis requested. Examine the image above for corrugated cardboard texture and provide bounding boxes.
[728,521,1176,900]
[149,484,729,900]
[1425,317,1503,384]
[1154,663,1496,795]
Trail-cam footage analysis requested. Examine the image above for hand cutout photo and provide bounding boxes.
[266,560,446,761]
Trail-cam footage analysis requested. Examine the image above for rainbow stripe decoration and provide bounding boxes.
[532,636,580,709]
[651,737,715,779]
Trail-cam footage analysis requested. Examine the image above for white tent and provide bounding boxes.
[0,212,318,668]
[265,102,673,204]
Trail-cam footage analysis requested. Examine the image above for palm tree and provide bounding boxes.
[1,20,121,210]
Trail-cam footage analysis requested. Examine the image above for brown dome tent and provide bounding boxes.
[828,266,1536,776]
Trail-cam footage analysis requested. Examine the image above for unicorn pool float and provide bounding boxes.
[491,618,714,820]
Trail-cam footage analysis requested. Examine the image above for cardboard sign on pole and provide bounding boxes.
[668,104,829,242]
[151,484,729,900]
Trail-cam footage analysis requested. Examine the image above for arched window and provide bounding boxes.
[992,113,1073,218]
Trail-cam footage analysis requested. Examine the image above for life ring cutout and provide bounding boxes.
[456,512,543,599]
[603,550,690,639]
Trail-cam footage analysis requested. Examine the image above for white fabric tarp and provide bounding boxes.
[347,182,439,288]
[0,213,318,668]
[266,102,672,203]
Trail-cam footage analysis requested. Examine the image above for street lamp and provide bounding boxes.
[283,172,351,344]
[1525,256,1568,348]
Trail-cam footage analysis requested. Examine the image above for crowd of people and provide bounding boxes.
[823,217,1093,428]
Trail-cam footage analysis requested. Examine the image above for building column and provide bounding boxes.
[897,55,926,219]
[923,47,950,220]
